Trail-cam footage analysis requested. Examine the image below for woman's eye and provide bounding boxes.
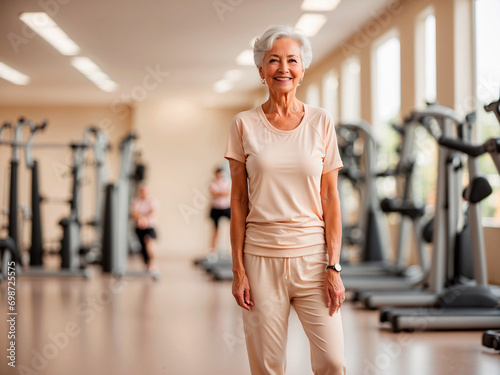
[270,59,278,63]
[289,59,297,63]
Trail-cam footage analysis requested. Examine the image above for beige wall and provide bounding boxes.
[132,100,245,256]
[0,105,132,253]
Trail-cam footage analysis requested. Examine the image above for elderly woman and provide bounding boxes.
[224,26,346,375]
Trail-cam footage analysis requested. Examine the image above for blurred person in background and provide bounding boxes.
[208,167,231,260]
[131,184,159,272]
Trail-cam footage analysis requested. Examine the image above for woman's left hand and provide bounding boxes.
[324,271,345,316]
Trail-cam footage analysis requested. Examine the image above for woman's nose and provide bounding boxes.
[278,61,288,73]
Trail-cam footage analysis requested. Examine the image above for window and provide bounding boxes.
[306,83,320,107]
[423,15,437,104]
[372,31,401,180]
[322,69,339,122]
[475,0,500,223]
[340,55,361,122]
[413,8,438,205]
[416,8,437,106]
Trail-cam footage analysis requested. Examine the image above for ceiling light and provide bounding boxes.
[0,62,30,85]
[97,79,118,93]
[301,0,342,11]
[213,79,233,93]
[71,57,118,92]
[19,12,80,56]
[295,14,328,37]
[224,69,244,81]
[236,50,254,66]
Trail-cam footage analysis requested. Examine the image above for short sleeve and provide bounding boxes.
[322,117,343,174]
[224,116,246,163]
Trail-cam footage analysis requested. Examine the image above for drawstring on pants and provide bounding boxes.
[283,258,291,279]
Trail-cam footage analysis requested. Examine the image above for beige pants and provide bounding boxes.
[243,253,346,375]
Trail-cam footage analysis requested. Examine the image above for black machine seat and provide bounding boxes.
[463,176,492,204]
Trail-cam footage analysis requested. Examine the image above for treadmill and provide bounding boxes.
[381,108,500,332]
[340,120,429,291]
[336,122,389,277]
[356,105,477,309]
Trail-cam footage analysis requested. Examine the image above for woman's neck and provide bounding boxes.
[262,91,303,116]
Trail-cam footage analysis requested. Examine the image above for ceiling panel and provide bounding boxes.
[0,0,392,107]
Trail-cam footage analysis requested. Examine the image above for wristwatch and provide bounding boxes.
[326,263,342,272]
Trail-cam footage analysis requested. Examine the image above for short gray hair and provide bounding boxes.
[253,26,313,69]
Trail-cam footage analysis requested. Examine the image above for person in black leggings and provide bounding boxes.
[131,185,159,271]
[209,168,231,257]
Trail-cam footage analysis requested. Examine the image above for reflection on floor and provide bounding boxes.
[0,256,499,375]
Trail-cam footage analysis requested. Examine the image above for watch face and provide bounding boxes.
[335,263,342,272]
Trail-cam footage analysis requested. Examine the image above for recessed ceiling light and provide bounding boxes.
[19,12,80,56]
[236,50,254,66]
[0,62,30,85]
[213,79,233,93]
[71,57,118,92]
[295,14,328,37]
[301,0,342,11]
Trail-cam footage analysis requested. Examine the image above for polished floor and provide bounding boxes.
[1,256,499,375]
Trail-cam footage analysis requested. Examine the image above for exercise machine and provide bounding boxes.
[356,105,477,309]
[481,94,500,351]
[79,127,109,264]
[101,133,159,280]
[339,121,429,290]
[0,122,21,283]
[381,106,500,332]
[336,123,385,268]
[2,118,91,278]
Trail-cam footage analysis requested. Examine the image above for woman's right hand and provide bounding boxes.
[232,270,254,311]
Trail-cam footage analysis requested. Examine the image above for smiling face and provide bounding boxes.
[259,37,305,95]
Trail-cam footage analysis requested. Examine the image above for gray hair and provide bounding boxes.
[253,26,313,69]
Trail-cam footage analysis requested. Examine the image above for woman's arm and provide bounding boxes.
[228,159,254,310]
[321,169,345,316]
[130,201,141,221]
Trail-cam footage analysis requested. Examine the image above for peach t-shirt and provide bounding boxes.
[224,104,343,257]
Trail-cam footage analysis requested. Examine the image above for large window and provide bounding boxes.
[372,31,401,175]
[340,55,361,123]
[413,8,438,205]
[416,8,437,106]
[322,69,339,122]
[475,0,500,223]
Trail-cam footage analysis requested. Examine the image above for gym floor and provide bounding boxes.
[1,256,499,375]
